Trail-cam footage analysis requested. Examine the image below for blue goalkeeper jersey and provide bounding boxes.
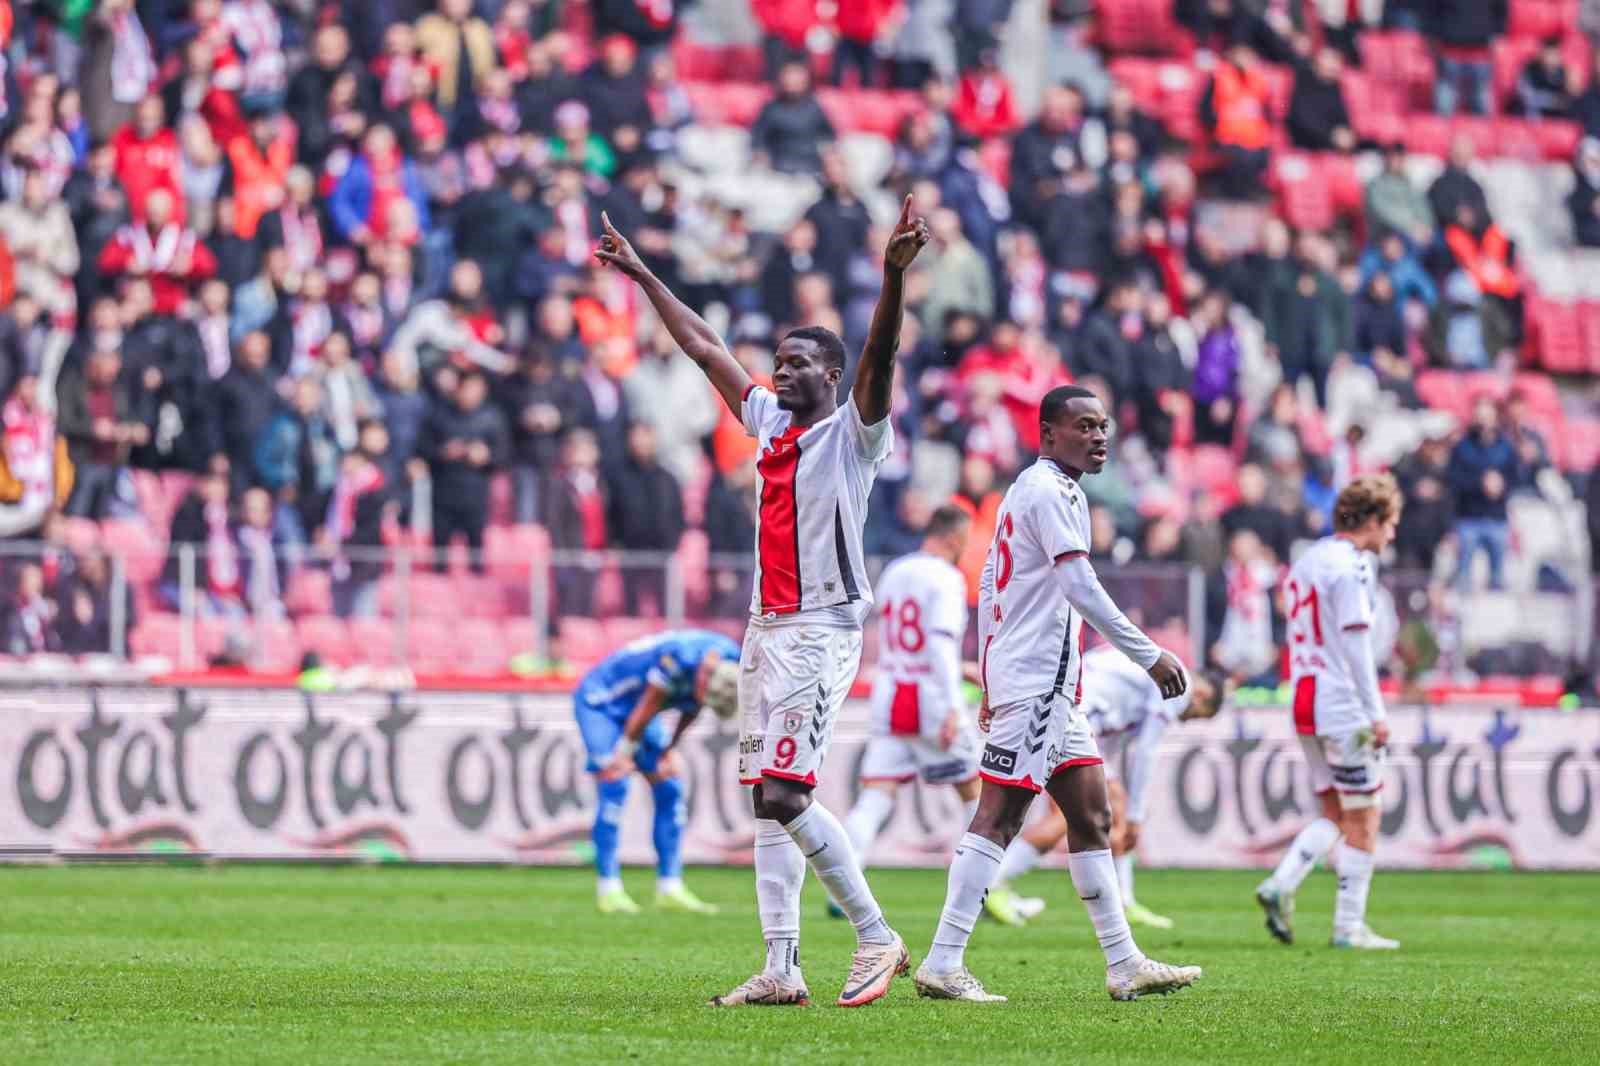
[575,629,741,724]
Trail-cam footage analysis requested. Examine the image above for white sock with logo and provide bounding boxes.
[843,788,895,862]
[1116,852,1136,904]
[1068,848,1143,976]
[755,819,805,982]
[1268,818,1342,894]
[995,837,1043,885]
[785,803,894,946]
[926,832,1006,973]
[1333,842,1375,935]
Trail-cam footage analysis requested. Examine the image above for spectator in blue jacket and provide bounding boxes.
[1447,397,1518,591]
[327,124,431,246]
[1358,231,1438,308]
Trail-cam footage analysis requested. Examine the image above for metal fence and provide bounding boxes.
[0,539,1589,681]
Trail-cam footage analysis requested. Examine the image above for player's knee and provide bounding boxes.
[652,774,685,815]
[1069,803,1113,849]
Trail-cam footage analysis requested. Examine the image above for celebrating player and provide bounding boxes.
[574,629,741,915]
[983,647,1229,929]
[1256,474,1403,950]
[842,505,983,870]
[915,385,1202,1004]
[597,197,931,1007]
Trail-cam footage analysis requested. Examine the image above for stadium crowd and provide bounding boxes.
[0,0,1592,685]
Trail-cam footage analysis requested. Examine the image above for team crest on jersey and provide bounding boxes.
[781,711,804,735]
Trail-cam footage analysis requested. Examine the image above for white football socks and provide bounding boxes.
[1268,817,1342,893]
[1333,841,1375,934]
[926,832,1006,973]
[754,818,805,981]
[843,788,895,861]
[1068,848,1142,975]
[995,837,1043,885]
[1116,852,1136,904]
[597,875,623,896]
[785,803,894,946]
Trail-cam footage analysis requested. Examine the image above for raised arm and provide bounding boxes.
[595,211,751,418]
[852,195,931,424]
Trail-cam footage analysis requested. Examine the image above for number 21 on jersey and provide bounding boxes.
[1285,578,1323,645]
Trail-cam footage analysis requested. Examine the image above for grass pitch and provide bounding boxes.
[2,863,1596,1065]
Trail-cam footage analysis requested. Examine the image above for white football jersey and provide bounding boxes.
[1080,644,1189,738]
[869,551,969,740]
[742,385,892,624]
[1284,536,1379,735]
[977,457,1091,708]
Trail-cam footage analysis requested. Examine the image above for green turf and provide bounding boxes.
[2,863,1596,1065]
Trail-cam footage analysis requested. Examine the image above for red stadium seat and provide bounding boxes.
[347,616,404,666]
[129,613,182,663]
[682,81,769,127]
[557,617,609,668]
[284,568,334,616]
[250,619,302,673]
[453,619,509,677]
[1579,301,1600,373]
[297,614,355,667]
[60,516,100,556]
[1563,416,1600,472]
[98,518,165,585]
[1508,0,1580,41]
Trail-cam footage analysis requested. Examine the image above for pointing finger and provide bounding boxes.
[898,194,912,227]
[600,211,618,237]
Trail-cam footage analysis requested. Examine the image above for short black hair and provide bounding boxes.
[783,326,847,372]
[925,504,972,540]
[1039,385,1098,424]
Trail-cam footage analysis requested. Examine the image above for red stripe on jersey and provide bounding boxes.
[1049,756,1104,778]
[978,770,1043,794]
[756,425,805,613]
[742,383,758,403]
[761,768,818,786]
[888,681,921,736]
[1053,550,1088,563]
[1292,676,1317,735]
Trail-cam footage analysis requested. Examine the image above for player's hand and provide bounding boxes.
[1147,652,1188,700]
[939,710,962,751]
[1372,720,1391,750]
[977,693,993,734]
[883,195,931,273]
[598,752,635,782]
[654,749,683,779]
[594,212,649,280]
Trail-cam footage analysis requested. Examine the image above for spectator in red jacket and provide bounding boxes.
[951,47,1020,140]
[97,189,217,316]
[835,0,902,87]
[112,95,182,224]
[752,0,830,75]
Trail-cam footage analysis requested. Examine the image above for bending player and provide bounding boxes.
[598,198,930,1007]
[916,385,1202,1003]
[1256,474,1402,950]
[574,628,741,914]
[984,647,1229,929]
[843,504,983,871]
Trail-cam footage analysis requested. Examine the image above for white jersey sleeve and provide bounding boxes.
[1330,561,1376,633]
[742,384,789,440]
[841,394,894,463]
[1029,473,1091,562]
